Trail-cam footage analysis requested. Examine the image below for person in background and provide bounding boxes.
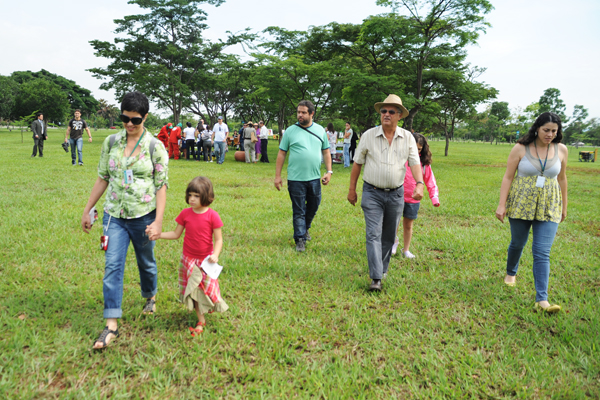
[65,109,92,166]
[169,123,182,160]
[259,120,270,163]
[183,122,196,160]
[343,122,353,168]
[495,112,568,313]
[157,123,172,151]
[212,116,229,164]
[326,123,337,162]
[31,112,46,158]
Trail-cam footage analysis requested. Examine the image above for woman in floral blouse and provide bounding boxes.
[81,91,169,349]
[496,112,568,313]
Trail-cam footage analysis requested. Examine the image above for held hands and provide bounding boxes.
[495,205,506,223]
[145,221,162,241]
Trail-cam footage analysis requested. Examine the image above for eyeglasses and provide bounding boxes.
[119,114,144,125]
[380,109,397,115]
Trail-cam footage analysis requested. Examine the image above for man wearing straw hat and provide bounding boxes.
[347,94,425,292]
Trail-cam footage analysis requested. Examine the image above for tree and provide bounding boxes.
[11,69,99,116]
[13,78,70,124]
[96,99,120,128]
[564,104,589,146]
[0,75,19,121]
[88,0,247,124]
[376,0,494,130]
[538,88,567,122]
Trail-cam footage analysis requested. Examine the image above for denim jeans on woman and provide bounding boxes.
[102,210,158,319]
[69,137,83,165]
[287,179,321,242]
[506,218,559,302]
[343,143,351,167]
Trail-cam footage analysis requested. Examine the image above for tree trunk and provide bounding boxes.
[444,127,450,157]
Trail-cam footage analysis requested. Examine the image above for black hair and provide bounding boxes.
[327,122,334,132]
[518,112,563,145]
[412,132,432,166]
[120,91,149,116]
[186,122,192,128]
[36,112,43,118]
[297,100,315,115]
[185,176,214,206]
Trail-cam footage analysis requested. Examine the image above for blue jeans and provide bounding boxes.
[343,143,351,167]
[69,138,83,164]
[287,179,321,242]
[214,141,226,164]
[507,218,559,302]
[361,183,404,280]
[102,211,158,319]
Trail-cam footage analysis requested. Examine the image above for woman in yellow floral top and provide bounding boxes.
[81,91,169,349]
[496,112,568,313]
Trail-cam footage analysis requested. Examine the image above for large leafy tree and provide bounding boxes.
[89,0,236,124]
[538,88,567,122]
[563,104,589,145]
[376,0,494,130]
[0,75,19,120]
[13,78,70,124]
[11,70,99,116]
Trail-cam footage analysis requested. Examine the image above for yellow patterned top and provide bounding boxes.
[506,176,562,223]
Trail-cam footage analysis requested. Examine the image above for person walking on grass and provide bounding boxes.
[495,112,568,313]
[343,122,353,168]
[31,112,46,158]
[81,91,169,349]
[347,94,424,292]
[275,100,332,252]
[259,120,270,163]
[212,116,229,164]
[391,132,440,258]
[150,176,228,335]
[64,109,92,166]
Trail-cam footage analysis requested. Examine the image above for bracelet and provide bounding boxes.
[327,170,333,174]
[416,181,424,185]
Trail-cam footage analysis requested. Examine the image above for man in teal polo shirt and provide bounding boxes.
[275,100,332,252]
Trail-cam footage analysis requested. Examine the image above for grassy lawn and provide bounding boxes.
[1,128,599,399]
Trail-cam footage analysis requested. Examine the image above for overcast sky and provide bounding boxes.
[1,0,599,119]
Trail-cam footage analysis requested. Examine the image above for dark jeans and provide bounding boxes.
[186,139,195,159]
[203,141,212,161]
[287,179,321,242]
[32,138,44,157]
[260,138,269,163]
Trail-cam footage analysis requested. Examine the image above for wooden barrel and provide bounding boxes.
[234,151,245,162]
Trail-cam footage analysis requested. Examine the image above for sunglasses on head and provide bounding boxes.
[380,109,397,115]
[119,114,144,125]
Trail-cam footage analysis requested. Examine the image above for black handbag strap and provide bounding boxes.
[295,123,323,145]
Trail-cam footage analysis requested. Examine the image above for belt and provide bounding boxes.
[365,182,403,192]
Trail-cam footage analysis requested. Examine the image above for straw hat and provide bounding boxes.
[246,121,253,126]
[374,94,409,119]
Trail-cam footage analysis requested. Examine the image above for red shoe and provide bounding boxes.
[189,321,206,336]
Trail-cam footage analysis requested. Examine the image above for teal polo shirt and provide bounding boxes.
[279,122,329,182]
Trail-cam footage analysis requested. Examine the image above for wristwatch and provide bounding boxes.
[327,170,333,174]
[416,181,424,185]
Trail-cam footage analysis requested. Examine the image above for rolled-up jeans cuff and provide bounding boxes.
[103,308,123,319]
[142,289,158,298]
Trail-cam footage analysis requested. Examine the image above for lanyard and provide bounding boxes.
[126,130,145,165]
[534,140,550,176]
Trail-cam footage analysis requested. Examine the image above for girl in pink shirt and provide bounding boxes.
[392,132,440,258]
[158,176,228,335]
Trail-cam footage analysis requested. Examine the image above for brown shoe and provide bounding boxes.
[369,279,382,291]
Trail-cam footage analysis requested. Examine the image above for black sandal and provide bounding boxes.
[93,326,119,349]
[142,298,156,315]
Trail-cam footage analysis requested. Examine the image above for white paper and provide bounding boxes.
[536,175,546,188]
[200,256,223,279]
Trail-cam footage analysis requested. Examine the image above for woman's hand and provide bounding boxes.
[146,221,162,241]
[81,211,92,233]
[495,205,506,223]
[561,210,567,223]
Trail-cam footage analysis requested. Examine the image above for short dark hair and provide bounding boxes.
[518,112,563,145]
[186,122,192,128]
[121,91,149,116]
[185,176,214,206]
[297,100,315,115]
[74,109,81,113]
[36,112,43,118]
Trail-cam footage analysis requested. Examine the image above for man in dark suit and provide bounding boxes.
[31,112,47,157]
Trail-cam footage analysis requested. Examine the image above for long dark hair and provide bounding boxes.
[517,112,563,145]
[412,132,432,166]
[327,122,334,132]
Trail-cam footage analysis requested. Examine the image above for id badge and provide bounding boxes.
[536,176,546,188]
[124,169,134,184]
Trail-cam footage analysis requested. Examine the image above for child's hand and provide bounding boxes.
[208,254,219,263]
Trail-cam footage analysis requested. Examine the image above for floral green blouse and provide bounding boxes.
[98,129,169,219]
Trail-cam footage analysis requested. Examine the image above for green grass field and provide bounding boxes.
[1,128,599,399]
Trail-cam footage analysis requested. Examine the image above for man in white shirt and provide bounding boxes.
[211,116,229,164]
[347,94,424,292]
[259,120,270,163]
